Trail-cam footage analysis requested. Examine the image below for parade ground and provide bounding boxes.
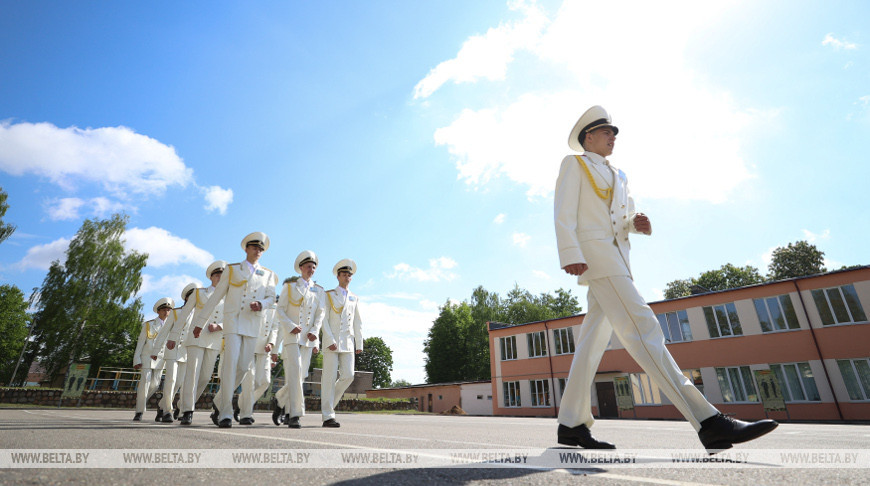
[1,408,868,485]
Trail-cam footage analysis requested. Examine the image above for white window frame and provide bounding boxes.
[503,381,521,407]
[812,285,868,326]
[530,379,551,407]
[553,327,575,355]
[754,295,801,332]
[703,303,743,338]
[527,331,547,358]
[656,310,693,343]
[769,362,820,402]
[499,336,517,361]
[836,358,870,401]
[629,373,662,405]
[715,366,759,403]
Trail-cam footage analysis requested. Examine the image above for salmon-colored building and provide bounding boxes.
[489,266,870,422]
[367,381,493,415]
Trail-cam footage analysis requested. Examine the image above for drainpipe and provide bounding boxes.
[543,321,557,418]
[793,280,844,421]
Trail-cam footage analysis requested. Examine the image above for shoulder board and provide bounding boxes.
[313,283,324,290]
[286,276,299,284]
[326,289,335,293]
[260,266,272,273]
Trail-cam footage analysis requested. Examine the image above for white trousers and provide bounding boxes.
[180,346,219,412]
[158,359,187,412]
[277,344,315,417]
[321,351,355,421]
[214,333,257,422]
[135,365,163,413]
[238,353,272,419]
[558,275,719,432]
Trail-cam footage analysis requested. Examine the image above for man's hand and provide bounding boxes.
[307,333,317,342]
[290,326,302,334]
[133,364,142,370]
[264,343,272,354]
[633,213,652,235]
[270,354,278,363]
[193,326,203,338]
[328,344,337,351]
[313,347,318,354]
[208,323,222,332]
[150,355,157,360]
[355,349,362,355]
[167,340,175,350]
[563,263,588,276]
[250,301,262,312]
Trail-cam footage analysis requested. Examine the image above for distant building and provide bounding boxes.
[367,380,493,415]
[488,266,870,422]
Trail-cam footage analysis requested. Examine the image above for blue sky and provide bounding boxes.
[1,1,868,384]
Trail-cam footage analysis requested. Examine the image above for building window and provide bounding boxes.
[715,366,758,403]
[553,327,575,355]
[836,358,870,401]
[499,336,517,361]
[527,331,547,358]
[769,362,820,402]
[503,381,521,407]
[812,285,868,326]
[530,379,551,407]
[754,295,801,332]
[656,310,693,342]
[630,373,662,405]
[476,395,483,400]
[703,303,743,338]
[682,369,704,396]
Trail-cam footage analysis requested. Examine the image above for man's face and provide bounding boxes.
[337,271,352,287]
[157,307,170,319]
[584,127,616,157]
[300,262,316,280]
[210,269,223,287]
[245,244,264,263]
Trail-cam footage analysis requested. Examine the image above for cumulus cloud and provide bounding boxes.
[15,237,70,270]
[420,0,767,203]
[202,185,233,214]
[45,197,127,221]
[532,270,550,280]
[822,33,857,50]
[493,213,506,224]
[139,274,204,302]
[123,227,214,268]
[802,228,831,243]
[512,232,531,247]
[358,299,438,384]
[386,256,459,282]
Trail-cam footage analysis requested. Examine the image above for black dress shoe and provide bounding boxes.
[180,411,193,426]
[210,404,220,426]
[557,424,616,449]
[173,408,180,420]
[133,413,142,421]
[218,418,232,428]
[161,413,174,423]
[233,405,240,423]
[322,418,340,428]
[155,409,164,422]
[239,417,255,425]
[287,416,301,429]
[271,398,284,426]
[698,413,778,452]
[282,414,290,425]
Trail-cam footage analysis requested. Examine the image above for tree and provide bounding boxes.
[424,301,474,383]
[27,214,147,381]
[390,378,412,388]
[663,279,694,300]
[0,187,16,245]
[663,264,765,299]
[0,285,31,385]
[355,336,393,389]
[768,240,826,281]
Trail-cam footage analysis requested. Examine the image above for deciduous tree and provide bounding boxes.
[768,240,826,281]
[355,336,393,389]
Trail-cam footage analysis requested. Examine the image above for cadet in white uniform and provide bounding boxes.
[237,297,279,424]
[132,298,173,421]
[273,250,325,428]
[191,232,278,428]
[153,286,194,422]
[320,259,362,428]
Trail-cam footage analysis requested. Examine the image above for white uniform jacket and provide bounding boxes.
[153,307,189,362]
[321,288,363,353]
[554,152,646,284]
[193,262,278,338]
[276,277,325,348]
[166,287,225,351]
[254,306,279,355]
[133,318,167,369]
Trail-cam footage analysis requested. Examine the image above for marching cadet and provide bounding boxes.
[168,261,226,426]
[320,259,363,428]
[237,296,279,425]
[190,232,278,428]
[273,250,325,428]
[132,297,173,421]
[153,289,192,422]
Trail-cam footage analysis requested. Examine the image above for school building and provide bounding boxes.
[488,266,870,422]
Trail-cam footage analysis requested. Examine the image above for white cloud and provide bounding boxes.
[421,0,767,203]
[139,273,203,301]
[419,299,439,311]
[0,121,193,197]
[512,232,530,247]
[493,213,506,224]
[802,228,831,243]
[822,33,857,50]
[386,256,459,282]
[124,227,214,268]
[202,185,233,215]
[45,197,127,221]
[15,237,70,270]
[358,300,438,384]
[532,270,550,280]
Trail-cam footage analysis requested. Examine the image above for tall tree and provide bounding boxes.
[663,278,694,300]
[0,187,16,245]
[424,301,474,383]
[0,284,31,385]
[355,336,393,389]
[27,214,147,381]
[768,240,826,281]
[663,264,765,299]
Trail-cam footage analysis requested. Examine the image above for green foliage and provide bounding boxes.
[663,264,765,299]
[27,214,147,381]
[390,378,412,387]
[0,285,31,385]
[663,279,694,300]
[0,187,16,245]
[355,336,393,388]
[424,285,581,383]
[768,240,826,281]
